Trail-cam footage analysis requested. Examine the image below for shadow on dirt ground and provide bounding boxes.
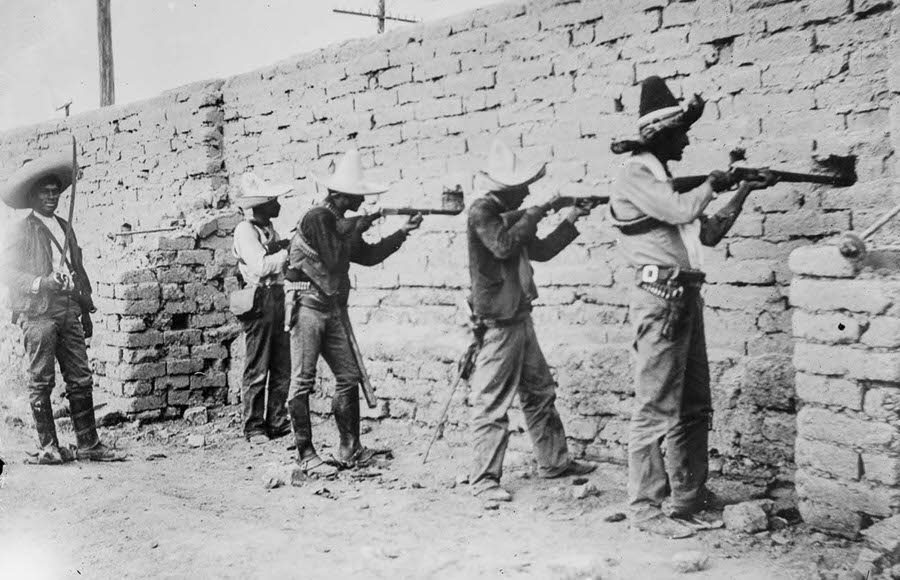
[0,407,859,580]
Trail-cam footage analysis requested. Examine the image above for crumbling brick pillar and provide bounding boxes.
[91,211,244,421]
[789,245,900,538]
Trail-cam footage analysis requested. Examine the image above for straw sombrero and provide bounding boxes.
[1,153,74,210]
[479,139,546,190]
[233,172,292,209]
[310,149,388,196]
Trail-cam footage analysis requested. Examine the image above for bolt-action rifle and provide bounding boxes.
[671,149,857,193]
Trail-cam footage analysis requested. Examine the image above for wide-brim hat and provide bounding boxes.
[1,153,74,210]
[479,139,546,190]
[310,149,388,196]
[234,172,292,209]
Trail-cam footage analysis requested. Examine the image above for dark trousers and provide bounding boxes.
[627,285,712,519]
[288,305,360,400]
[22,294,93,406]
[469,315,570,491]
[241,285,290,437]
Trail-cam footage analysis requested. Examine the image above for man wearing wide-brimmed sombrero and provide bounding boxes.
[609,76,775,538]
[0,153,123,464]
[231,172,293,444]
[283,149,421,477]
[466,139,597,503]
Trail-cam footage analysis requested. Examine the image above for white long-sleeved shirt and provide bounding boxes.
[610,152,714,270]
[232,220,286,286]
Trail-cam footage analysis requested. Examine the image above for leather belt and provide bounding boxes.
[635,265,705,286]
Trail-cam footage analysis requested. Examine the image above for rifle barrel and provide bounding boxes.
[380,207,464,216]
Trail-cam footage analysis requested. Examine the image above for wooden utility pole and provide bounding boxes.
[97,0,115,106]
[333,0,418,34]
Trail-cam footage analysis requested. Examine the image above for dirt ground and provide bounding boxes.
[0,406,860,580]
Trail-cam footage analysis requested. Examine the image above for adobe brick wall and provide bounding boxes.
[789,245,900,537]
[1,0,898,485]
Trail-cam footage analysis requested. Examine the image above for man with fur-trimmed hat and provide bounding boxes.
[609,76,775,538]
[232,172,294,444]
[283,149,422,477]
[466,139,597,503]
[0,153,123,464]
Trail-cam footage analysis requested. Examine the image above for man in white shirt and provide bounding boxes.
[1,153,123,464]
[232,173,292,444]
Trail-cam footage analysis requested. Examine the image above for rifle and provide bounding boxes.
[671,148,857,193]
[339,186,467,232]
[546,195,610,211]
[422,329,482,464]
[338,308,378,409]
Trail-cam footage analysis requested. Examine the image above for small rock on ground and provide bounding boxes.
[183,406,209,426]
[723,501,770,534]
[672,551,709,574]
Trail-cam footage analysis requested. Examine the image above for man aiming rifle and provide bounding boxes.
[283,149,422,478]
[608,76,777,539]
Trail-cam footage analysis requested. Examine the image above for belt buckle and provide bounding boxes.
[641,265,659,283]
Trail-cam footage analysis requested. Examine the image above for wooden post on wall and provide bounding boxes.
[97,0,115,107]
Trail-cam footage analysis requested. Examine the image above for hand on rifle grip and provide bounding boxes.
[401,213,423,233]
[707,170,733,193]
[564,205,590,224]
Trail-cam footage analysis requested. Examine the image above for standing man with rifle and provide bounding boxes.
[284,149,421,477]
[0,145,123,464]
[466,139,597,503]
[232,172,293,445]
[609,76,775,538]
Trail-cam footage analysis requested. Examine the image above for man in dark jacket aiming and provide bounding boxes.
[466,139,596,502]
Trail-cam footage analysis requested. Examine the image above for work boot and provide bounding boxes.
[28,395,73,465]
[631,513,695,539]
[70,392,125,462]
[332,389,361,463]
[288,395,336,477]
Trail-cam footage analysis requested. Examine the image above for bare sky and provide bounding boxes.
[0,0,506,131]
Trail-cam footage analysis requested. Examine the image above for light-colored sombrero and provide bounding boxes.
[1,153,74,210]
[479,139,547,190]
[233,172,292,209]
[310,149,388,196]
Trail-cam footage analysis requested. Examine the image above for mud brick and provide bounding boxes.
[161,283,185,301]
[97,298,160,316]
[192,343,228,359]
[863,387,900,421]
[166,345,190,359]
[496,59,553,85]
[734,31,813,65]
[124,394,166,413]
[122,380,154,397]
[861,453,900,486]
[860,317,900,348]
[799,499,865,538]
[108,362,166,381]
[790,279,893,313]
[215,213,243,234]
[154,236,195,251]
[92,345,122,364]
[793,342,850,376]
[157,266,196,284]
[444,68,496,96]
[797,407,895,448]
[121,348,160,364]
[796,471,896,518]
[787,246,857,278]
[794,372,862,410]
[174,249,214,265]
[109,269,157,284]
[157,375,191,390]
[705,259,775,285]
[566,418,599,441]
[703,285,782,311]
[792,310,862,344]
[96,283,115,298]
[191,371,227,389]
[164,329,203,346]
[119,317,147,333]
[414,97,463,120]
[105,330,164,348]
[377,65,412,89]
[192,312,227,328]
[167,358,204,375]
[164,300,199,315]
[796,437,861,480]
